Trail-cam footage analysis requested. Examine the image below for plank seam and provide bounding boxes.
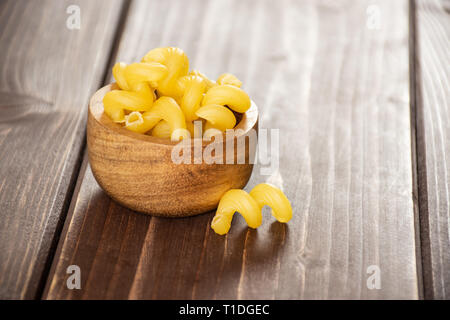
[36,0,133,300]
[409,0,434,300]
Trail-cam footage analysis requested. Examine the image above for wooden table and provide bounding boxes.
[0,0,448,300]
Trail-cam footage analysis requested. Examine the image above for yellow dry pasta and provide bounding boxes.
[217,73,242,88]
[211,189,262,235]
[112,62,130,91]
[103,85,154,123]
[109,63,159,124]
[202,84,251,113]
[104,104,125,123]
[124,110,160,134]
[122,97,189,138]
[151,120,172,139]
[124,62,168,90]
[124,111,146,133]
[144,96,188,141]
[178,75,207,122]
[131,81,155,101]
[105,47,253,138]
[249,183,293,223]
[211,183,292,235]
[142,47,189,97]
[195,104,236,132]
[189,70,217,90]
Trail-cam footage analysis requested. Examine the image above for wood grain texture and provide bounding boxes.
[414,0,450,299]
[87,84,258,216]
[0,0,125,299]
[44,0,420,299]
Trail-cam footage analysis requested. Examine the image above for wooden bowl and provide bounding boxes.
[87,84,258,217]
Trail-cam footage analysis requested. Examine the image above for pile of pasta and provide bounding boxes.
[103,47,251,141]
[103,47,293,235]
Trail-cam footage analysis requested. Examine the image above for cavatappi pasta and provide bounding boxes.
[195,105,236,132]
[211,183,293,235]
[103,47,251,141]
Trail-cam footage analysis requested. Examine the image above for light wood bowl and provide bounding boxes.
[87,84,258,217]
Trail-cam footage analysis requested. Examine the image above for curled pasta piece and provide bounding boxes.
[131,81,155,101]
[151,120,171,139]
[108,65,156,124]
[124,110,160,134]
[211,184,292,235]
[103,103,125,123]
[211,190,262,235]
[103,84,154,123]
[189,70,217,90]
[104,85,153,111]
[112,62,130,91]
[124,62,168,89]
[125,111,145,133]
[217,73,242,88]
[142,47,189,97]
[178,75,207,122]
[196,104,236,132]
[249,183,293,223]
[202,84,251,113]
[144,96,189,141]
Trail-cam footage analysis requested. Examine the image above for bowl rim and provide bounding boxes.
[89,83,259,146]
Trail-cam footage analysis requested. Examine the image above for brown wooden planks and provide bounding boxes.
[44,0,420,299]
[414,0,450,299]
[0,0,125,299]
